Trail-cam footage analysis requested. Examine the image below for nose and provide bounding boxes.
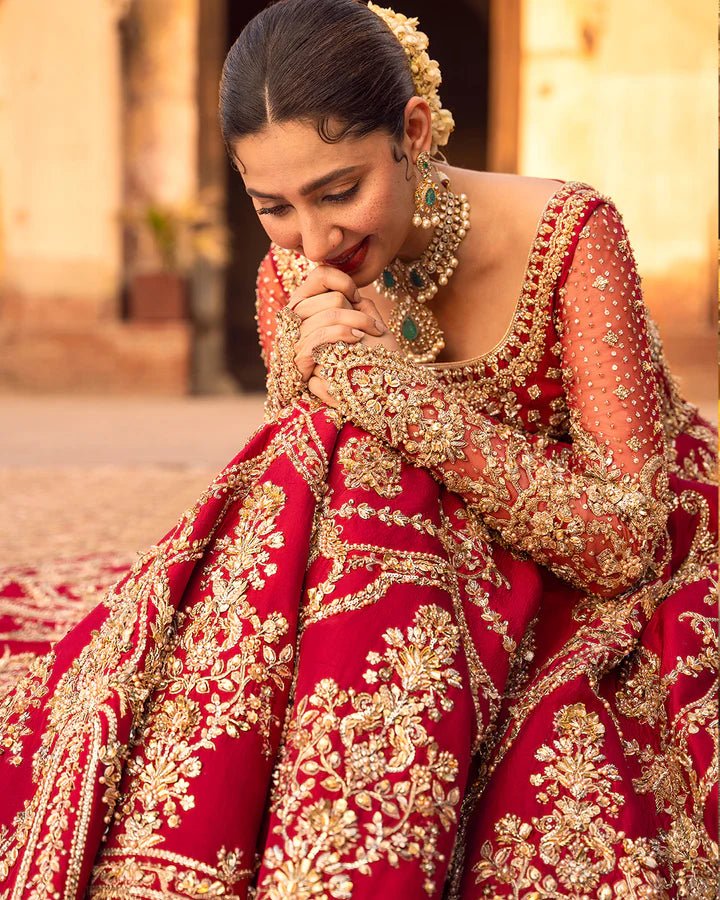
[298,215,343,263]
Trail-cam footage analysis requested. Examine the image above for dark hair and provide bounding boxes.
[219,0,415,168]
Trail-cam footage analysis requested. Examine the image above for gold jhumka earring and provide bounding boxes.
[413,151,442,230]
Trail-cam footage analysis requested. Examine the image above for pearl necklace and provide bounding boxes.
[374,180,471,364]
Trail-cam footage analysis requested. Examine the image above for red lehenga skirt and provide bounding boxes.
[0,400,716,899]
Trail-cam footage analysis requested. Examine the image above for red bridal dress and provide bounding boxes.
[0,181,716,899]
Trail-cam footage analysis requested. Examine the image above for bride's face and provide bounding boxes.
[232,119,418,286]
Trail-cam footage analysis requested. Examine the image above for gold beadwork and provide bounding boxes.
[374,165,471,364]
[264,305,308,420]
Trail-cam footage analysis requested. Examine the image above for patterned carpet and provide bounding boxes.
[0,466,217,567]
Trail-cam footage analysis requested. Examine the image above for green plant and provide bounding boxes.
[125,191,229,275]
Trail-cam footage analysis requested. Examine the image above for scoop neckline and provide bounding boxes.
[422,177,572,371]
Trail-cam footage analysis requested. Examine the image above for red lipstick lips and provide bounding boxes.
[324,236,370,274]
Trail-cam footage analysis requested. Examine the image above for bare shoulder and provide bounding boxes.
[469,170,564,232]
[447,168,567,272]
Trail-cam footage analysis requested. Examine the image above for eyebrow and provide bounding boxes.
[245,165,361,200]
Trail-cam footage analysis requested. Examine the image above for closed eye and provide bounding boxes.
[324,182,360,203]
[256,182,360,217]
[257,203,290,217]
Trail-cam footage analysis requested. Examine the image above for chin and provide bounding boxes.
[355,270,380,288]
[356,240,395,286]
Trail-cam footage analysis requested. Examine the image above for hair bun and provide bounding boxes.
[367,3,455,153]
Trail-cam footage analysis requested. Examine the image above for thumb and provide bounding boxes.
[352,290,387,327]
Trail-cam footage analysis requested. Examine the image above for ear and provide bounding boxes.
[400,96,433,161]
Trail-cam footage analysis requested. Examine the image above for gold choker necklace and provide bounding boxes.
[374,181,471,363]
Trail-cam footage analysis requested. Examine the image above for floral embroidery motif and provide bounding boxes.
[616,588,719,897]
[472,703,668,897]
[90,846,252,897]
[265,306,315,422]
[0,182,712,900]
[337,436,403,498]
[106,482,295,853]
[256,605,464,897]
[313,338,673,600]
[592,274,610,290]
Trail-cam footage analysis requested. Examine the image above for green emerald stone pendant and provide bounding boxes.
[401,317,419,342]
[425,187,437,206]
[382,269,396,289]
[410,269,425,288]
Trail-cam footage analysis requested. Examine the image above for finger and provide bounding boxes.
[298,306,384,337]
[288,266,359,311]
[294,325,365,381]
[350,293,388,333]
[291,290,352,320]
[307,375,339,408]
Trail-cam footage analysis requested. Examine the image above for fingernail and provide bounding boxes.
[375,319,387,334]
[352,328,365,338]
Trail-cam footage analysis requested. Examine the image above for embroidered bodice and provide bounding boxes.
[254,180,715,600]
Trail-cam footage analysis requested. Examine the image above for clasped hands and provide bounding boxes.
[284,266,401,409]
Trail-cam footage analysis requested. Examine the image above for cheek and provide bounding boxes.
[256,215,296,247]
[350,203,385,235]
[353,190,408,237]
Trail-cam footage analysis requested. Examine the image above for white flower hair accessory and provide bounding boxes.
[368,3,455,153]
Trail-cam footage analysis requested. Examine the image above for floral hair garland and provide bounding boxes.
[368,3,455,153]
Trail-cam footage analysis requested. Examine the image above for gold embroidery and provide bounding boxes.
[0,652,54,768]
[104,482,295,856]
[0,431,333,896]
[90,845,253,897]
[259,183,707,469]
[255,604,463,898]
[0,554,134,665]
[472,703,669,897]
[593,274,610,290]
[336,499,438,536]
[337,436,403,498]
[312,339,673,599]
[616,579,719,898]
[264,306,315,423]
[269,243,316,297]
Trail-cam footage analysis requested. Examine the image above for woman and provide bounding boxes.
[0,1,716,897]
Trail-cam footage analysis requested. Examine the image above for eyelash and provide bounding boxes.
[257,182,360,217]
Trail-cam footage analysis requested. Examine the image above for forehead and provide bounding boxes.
[233,121,388,192]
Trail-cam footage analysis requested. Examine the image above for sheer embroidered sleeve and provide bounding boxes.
[311,199,673,599]
[255,250,288,375]
[255,248,313,421]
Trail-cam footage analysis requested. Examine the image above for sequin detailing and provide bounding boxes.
[313,338,671,598]
[308,199,680,599]
[472,703,669,896]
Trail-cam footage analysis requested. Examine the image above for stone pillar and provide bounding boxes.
[487,0,521,174]
[191,0,238,394]
[0,0,124,321]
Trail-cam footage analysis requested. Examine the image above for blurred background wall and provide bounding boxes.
[0,0,716,406]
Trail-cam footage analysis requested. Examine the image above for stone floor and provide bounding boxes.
[0,395,265,564]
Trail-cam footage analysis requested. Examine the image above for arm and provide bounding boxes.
[255,249,314,421]
[311,200,674,599]
[255,250,288,376]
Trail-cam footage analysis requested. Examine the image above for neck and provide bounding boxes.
[396,221,434,263]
